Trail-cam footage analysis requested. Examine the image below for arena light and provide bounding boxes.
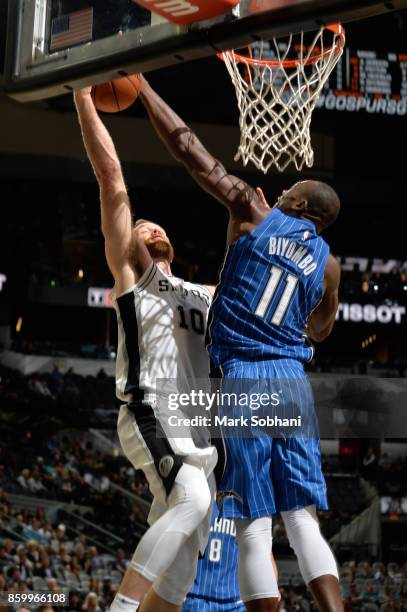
[15,317,23,333]
[78,269,84,279]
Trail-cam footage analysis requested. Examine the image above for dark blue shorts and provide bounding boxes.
[217,359,328,519]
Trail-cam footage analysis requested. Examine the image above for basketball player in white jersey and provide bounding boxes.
[74,88,217,612]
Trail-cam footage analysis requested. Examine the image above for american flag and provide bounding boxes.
[50,7,93,52]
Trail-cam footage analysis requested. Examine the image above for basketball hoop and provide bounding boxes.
[218,24,345,173]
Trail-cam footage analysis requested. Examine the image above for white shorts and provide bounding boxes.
[117,404,217,512]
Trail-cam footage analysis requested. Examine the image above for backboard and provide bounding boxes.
[4,0,407,102]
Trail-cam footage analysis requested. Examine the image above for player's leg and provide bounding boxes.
[110,570,193,612]
[110,570,150,611]
[235,517,280,612]
[280,505,343,612]
[214,384,279,610]
[272,364,344,610]
[214,370,282,611]
[145,533,201,612]
[274,437,343,610]
[308,575,345,611]
[111,406,164,611]
[131,462,211,581]
[119,405,212,576]
[111,464,211,611]
[111,492,211,612]
[111,407,212,611]
[144,473,215,612]
[139,590,180,612]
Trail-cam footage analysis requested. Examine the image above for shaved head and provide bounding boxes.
[299,181,341,229]
[276,180,340,232]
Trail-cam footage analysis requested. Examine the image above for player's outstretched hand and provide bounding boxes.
[137,74,148,92]
[74,86,93,102]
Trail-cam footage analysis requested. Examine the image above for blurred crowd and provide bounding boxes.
[10,339,116,361]
[360,448,407,498]
[2,484,407,611]
[0,364,117,419]
[1,425,149,497]
[0,490,131,611]
[0,424,150,544]
[341,560,407,611]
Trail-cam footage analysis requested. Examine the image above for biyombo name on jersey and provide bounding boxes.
[269,237,317,276]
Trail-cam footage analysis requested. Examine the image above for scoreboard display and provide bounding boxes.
[253,39,407,116]
[317,48,407,115]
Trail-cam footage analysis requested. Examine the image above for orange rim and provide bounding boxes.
[217,24,345,69]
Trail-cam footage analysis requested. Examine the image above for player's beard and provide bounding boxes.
[145,238,175,262]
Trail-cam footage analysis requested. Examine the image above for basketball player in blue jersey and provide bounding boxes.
[74,87,218,612]
[139,76,344,612]
[182,502,279,612]
[182,502,244,612]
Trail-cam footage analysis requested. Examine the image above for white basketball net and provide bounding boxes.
[221,25,345,173]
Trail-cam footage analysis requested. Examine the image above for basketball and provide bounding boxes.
[91,75,141,113]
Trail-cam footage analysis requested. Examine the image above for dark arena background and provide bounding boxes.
[1,2,407,610]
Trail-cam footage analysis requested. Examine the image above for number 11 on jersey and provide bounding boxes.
[255,265,298,325]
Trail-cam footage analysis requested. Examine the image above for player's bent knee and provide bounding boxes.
[281,505,320,546]
[187,477,211,523]
[173,464,212,525]
[235,518,279,601]
[153,533,200,605]
[281,506,339,584]
[236,517,273,548]
[282,505,319,530]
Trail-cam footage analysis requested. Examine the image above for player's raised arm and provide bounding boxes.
[74,88,150,289]
[307,255,340,342]
[139,76,263,215]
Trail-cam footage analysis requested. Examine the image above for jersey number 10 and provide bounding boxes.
[177,306,205,335]
[255,265,298,325]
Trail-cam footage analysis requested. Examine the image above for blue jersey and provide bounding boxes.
[208,209,329,367]
[182,503,242,610]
